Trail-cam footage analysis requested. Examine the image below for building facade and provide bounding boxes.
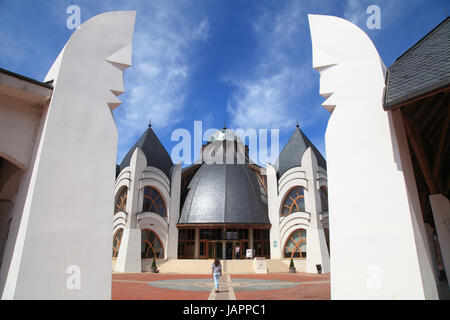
[112,123,330,273]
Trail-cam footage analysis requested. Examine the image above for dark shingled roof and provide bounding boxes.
[119,126,173,177]
[179,163,269,225]
[275,126,326,177]
[384,17,450,109]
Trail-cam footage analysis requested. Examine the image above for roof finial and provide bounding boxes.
[148,117,152,128]
[223,120,227,130]
[296,118,299,128]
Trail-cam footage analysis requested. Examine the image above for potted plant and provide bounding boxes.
[151,256,159,273]
[289,258,296,273]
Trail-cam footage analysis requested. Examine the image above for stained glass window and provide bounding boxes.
[115,187,127,214]
[281,186,305,216]
[143,186,166,216]
[284,229,307,259]
[112,229,123,258]
[141,229,164,259]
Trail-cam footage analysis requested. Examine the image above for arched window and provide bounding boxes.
[141,229,164,259]
[112,229,123,258]
[281,186,305,216]
[143,186,166,216]
[284,229,307,259]
[319,186,328,212]
[324,228,330,255]
[115,187,127,214]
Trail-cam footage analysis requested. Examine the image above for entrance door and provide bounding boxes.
[215,242,222,259]
[208,242,214,259]
[226,242,233,259]
[225,241,243,259]
[199,241,207,259]
[233,241,241,259]
[207,241,223,259]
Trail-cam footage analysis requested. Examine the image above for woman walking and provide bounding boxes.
[211,258,222,292]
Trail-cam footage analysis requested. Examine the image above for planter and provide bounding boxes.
[151,266,159,273]
[289,267,296,273]
[316,264,322,274]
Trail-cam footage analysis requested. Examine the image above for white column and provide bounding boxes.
[429,194,450,288]
[266,164,281,259]
[167,164,181,259]
[302,148,330,274]
[222,241,226,260]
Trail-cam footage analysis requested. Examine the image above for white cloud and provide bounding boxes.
[193,18,210,41]
[226,0,315,131]
[108,1,209,160]
[343,0,366,26]
[226,66,311,130]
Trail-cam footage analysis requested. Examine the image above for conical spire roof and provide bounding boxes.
[119,126,173,177]
[275,126,326,177]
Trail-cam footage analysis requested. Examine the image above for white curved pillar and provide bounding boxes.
[308,14,438,299]
[0,11,136,299]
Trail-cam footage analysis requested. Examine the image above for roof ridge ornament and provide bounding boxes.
[148,117,152,128]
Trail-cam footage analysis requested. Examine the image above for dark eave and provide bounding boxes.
[0,67,54,89]
[383,17,450,111]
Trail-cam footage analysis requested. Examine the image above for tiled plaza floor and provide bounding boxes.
[112,272,330,300]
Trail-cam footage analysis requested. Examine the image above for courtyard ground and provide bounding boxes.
[112,272,330,300]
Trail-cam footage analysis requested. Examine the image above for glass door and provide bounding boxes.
[216,241,223,259]
[226,242,233,259]
[199,241,207,259]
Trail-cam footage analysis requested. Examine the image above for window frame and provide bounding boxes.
[115,187,128,214]
[283,229,307,259]
[280,186,306,216]
[319,186,329,212]
[142,186,167,217]
[141,229,165,259]
[112,228,123,258]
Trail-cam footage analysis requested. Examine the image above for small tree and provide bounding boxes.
[152,256,157,268]
[289,258,295,268]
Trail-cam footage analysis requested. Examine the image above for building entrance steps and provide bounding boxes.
[147,259,295,274]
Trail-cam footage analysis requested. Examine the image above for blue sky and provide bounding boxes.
[0,0,448,166]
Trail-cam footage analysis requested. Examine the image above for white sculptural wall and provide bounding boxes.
[0,11,136,299]
[308,14,438,299]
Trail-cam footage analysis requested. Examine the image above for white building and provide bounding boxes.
[112,123,330,274]
[1,8,446,300]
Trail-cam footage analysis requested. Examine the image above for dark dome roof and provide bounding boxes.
[179,163,269,225]
[275,126,326,177]
[119,126,173,177]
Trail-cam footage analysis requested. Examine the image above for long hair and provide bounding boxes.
[214,258,221,267]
